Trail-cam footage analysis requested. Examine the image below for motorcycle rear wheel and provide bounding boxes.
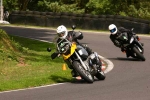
[73,61,94,83]
[95,70,106,80]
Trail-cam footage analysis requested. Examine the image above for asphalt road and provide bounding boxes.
[0,26,150,100]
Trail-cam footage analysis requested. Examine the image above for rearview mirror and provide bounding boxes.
[47,47,51,52]
[131,28,134,31]
[72,25,76,30]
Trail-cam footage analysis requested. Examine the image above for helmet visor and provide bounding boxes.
[110,28,116,33]
[57,31,65,37]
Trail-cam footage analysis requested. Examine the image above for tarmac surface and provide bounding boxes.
[0,25,150,100]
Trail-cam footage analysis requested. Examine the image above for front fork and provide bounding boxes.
[133,41,143,53]
[74,51,89,70]
[133,36,143,50]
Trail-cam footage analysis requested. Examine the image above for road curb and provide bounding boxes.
[99,55,114,74]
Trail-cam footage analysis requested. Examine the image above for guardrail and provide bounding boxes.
[9,11,150,34]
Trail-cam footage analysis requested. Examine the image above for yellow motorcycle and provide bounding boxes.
[48,35,105,83]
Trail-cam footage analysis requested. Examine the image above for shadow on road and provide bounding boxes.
[107,57,142,61]
[49,74,104,84]
[71,78,104,84]
[48,75,71,83]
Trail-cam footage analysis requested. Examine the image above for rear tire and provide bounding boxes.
[95,56,106,80]
[73,61,94,83]
[133,47,145,61]
[95,71,106,80]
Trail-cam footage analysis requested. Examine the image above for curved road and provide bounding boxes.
[0,26,150,100]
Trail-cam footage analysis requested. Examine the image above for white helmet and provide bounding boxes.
[108,24,118,35]
[56,25,68,39]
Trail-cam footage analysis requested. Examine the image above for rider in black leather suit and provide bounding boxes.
[108,24,140,57]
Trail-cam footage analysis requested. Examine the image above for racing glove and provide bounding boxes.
[114,40,121,47]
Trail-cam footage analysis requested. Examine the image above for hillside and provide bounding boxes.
[0,28,69,92]
[0,29,23,63]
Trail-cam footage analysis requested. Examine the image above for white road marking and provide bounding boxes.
[99,55,114,74]
[0,83,65,94]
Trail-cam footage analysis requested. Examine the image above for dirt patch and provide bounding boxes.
[17,57,28,67]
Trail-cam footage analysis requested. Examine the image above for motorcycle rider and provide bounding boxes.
[56,25,92,77]
[108,24,141,57]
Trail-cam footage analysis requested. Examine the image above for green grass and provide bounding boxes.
[0,30,72,92]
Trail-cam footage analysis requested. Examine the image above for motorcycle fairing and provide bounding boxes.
[62,42,77,60]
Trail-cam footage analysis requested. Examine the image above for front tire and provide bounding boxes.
[73,61,94,83]
[133,47,145,61]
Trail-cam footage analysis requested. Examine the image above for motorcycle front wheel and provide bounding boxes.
[133,47,145,61]
[73,61,94,83]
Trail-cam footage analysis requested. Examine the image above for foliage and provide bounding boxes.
[2,0,150,21]
[85,0,111,15]
[127,2,150,19]
[34,0,84,13]
[3,0,18,11]
[0,29,28,63]
[18,0,30,11]
[109,0,150,19]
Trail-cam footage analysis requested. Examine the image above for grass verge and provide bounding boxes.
[0,30,72,92]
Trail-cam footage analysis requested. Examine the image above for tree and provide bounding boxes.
[3,0,18,11]
[3,0,150,19]
[27,0,40,11]
[3,0,32,11]
[85,0,111,14]
[18,0,30,11]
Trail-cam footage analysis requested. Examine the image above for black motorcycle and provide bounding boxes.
[118,28,145,61]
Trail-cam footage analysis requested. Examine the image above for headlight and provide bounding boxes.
[130,37,134,43]
[61,44,70,53]
[61,48,65,52]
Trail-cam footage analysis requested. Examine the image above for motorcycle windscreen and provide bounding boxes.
[62,42,77,60]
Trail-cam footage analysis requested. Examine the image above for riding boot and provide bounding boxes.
[126,52,130,58]
[141,43,144,46]
[126,50,130,58]
[71,70,79,77]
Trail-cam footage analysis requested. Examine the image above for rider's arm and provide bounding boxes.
[110,35,121,47]
[118,27,134,35]
[72,31,83,40]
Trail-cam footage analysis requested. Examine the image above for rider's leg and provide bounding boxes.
[64,59,79,77]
